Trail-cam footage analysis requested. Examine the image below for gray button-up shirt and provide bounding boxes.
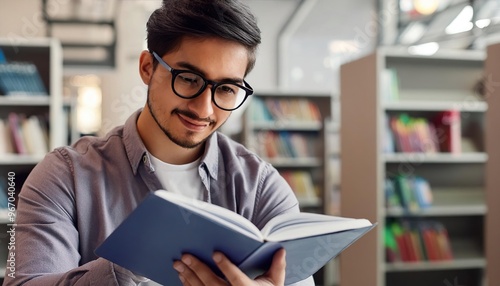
[4,110,314,285]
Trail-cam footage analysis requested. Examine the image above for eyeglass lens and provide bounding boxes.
[174,71,247,110]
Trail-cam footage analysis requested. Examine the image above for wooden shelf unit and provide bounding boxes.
[339,47,488,286]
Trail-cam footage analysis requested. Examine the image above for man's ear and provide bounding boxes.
[139,50,154,85]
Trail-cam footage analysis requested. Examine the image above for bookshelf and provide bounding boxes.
[243,92,332,210]
[485,42,500,286]
[0,38,64,281]
[339,47,488,286]
[242,91,333,284]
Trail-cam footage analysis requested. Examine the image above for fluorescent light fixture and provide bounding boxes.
[408,42,439,55]
[399,22,426,44]
[445,5,474,34]
[475,19,491,28]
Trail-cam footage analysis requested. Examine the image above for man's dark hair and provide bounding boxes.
[146,0,261,76]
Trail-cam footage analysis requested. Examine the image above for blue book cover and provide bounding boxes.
[95,190,375,285]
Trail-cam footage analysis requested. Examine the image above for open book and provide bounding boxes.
[95,190,375,285]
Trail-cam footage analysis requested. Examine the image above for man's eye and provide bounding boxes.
[218,85,237,94]
[179,75,199,84]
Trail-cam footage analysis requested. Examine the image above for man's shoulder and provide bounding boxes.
[215,132,261,160]
[56,125,126,158]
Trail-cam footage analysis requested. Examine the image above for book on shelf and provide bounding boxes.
[388,114,440,153]
[0,176,8,209]
[0,48,6,63]
[381,68,400,102]
[1,112,49,156]
[7,112,28,155]
[0,62,48,96]
[0,118,14,154]
[250,97,322,123]
[432,110,461,153]
[385,175,433,211]
[281,170,318,202]
[249,97,274,122]
[386,111,466,154]
[383,113,396,153]
[256,131,316,159]
[95,190,375,286]
[385,219,453,263]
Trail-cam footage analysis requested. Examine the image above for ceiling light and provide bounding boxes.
[408,42,439,55]
[413,0,440,15]
[475,19,491,28]
[399,22,426,44]
[445,5,474,34]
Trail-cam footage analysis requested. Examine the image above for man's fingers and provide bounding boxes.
[263,248,286,284]
[173,259,200,286]
[213,252,253,285]
[174,254,226,286]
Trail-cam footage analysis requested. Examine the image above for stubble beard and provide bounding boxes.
[147,88,219,149]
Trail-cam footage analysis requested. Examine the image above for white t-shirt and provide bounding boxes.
[149,155,204,200]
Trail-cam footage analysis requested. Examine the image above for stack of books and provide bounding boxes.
[385,111,462,153]
[0,61,48,96]
[256,131,317,159]
[385,175,433,211]
[250,97,322,123]
[385,219,453,263]
[0,112,49,156]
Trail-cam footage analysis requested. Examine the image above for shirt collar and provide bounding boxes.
[200,132,219,180]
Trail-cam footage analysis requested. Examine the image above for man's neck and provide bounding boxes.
[137,107,204,165]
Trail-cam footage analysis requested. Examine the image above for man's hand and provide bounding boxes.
[173,248,286,286]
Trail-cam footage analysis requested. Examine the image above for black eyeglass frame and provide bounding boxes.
[151,51,253,111]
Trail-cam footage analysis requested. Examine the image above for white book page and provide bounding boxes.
[261,212,372,242]
[154,190,264,241]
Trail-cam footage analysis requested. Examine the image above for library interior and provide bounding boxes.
[0,0,499,285]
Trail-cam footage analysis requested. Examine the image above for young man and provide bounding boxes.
[4,0,313,285]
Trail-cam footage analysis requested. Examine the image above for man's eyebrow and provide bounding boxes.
[176,61,244,83]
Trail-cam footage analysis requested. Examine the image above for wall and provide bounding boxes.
[99,0,300,135]
[0,0,301,135]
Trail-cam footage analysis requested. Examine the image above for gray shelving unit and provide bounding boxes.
[339,47,488,286]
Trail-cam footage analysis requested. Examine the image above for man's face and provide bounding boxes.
[146,37,249,149]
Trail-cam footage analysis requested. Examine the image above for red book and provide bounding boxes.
[7,112,28,154]
[403,232,418,261]
[422,228,439,261]
[395,235,410,261]
[435,225,454,260]
[433,110,461,153]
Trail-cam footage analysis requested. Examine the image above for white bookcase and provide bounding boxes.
[339,47,488,286]
[0,38,64,280]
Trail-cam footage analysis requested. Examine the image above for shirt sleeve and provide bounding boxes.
[252,162,301,229]
[253,162,316,286]
[2,150,140,286]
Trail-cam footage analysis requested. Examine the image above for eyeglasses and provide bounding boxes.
[151,51,253,111]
